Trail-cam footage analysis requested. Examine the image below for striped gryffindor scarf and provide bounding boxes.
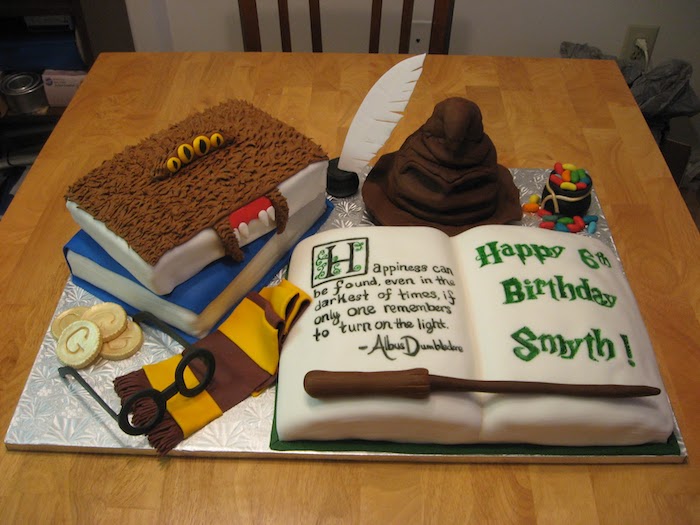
[113,279,310,454]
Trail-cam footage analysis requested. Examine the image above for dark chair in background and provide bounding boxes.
[237,0,455,54]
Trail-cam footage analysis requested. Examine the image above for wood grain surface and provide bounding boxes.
[1,52,698,524]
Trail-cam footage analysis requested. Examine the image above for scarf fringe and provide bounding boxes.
[113,368,150,399]
[145,413,184,455]
[113,369,185,455]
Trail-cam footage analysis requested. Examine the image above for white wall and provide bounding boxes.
[125,0,700,163]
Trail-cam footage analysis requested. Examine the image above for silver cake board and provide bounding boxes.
[4,169,687,463]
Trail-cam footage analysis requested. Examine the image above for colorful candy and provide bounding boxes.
[522,194,543,214]
[547,162,591,192]
[534,208,599,235]
[560,181,577,191]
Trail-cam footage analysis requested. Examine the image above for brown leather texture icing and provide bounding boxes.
[66,100,327,263]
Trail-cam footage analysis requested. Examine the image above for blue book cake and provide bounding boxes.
[65,201,332,340]
[61,99,334,339]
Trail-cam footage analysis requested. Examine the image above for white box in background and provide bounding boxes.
[41,70,86,107]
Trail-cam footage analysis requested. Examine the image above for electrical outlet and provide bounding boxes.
[409,21,431,54]
[620,25,660,62]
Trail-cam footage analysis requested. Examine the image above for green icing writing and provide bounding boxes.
[501,275,617,308]
[578,248,612,269]
[620,333,636,367]
[312,238,368,287]
[511,326,633,365]
[475,241,564,267]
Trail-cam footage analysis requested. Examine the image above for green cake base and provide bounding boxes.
[269,417,683,463]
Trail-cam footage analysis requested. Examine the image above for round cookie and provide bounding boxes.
[56,320,103,369]
[81,303,127,342]
[100,319,144,361]
[50,306,89,340]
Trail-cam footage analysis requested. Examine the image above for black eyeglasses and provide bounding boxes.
[58,311,216,436]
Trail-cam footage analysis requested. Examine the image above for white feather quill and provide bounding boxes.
[337,53,426,173]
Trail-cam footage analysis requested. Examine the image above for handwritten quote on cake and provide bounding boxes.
[310,236,460,360]
[307,234,638,367]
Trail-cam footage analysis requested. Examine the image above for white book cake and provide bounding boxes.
[64,195,331,338]
[275,225,674,447]
[64,99,329,296]
[66,161,327,296]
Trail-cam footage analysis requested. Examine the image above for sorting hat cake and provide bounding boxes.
[363,97,521,235]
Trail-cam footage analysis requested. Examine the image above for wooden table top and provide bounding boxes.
[1,52,698,523]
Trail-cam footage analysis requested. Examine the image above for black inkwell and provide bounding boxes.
[326,158,359,198]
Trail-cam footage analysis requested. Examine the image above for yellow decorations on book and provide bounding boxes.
[193,135,211,156]
[163,132,225,176]
[166,157,182,174]
[177,143,195,164]
[210,132,224,148]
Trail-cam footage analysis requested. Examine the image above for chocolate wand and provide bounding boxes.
[303,368,661,399]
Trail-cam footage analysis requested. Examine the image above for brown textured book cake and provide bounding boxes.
[65,99,329,296]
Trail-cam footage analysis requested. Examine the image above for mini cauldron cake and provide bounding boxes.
[540,162,593,217]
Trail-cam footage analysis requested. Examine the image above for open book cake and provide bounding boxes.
[275,225,674,447]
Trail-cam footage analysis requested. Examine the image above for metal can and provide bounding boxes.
[0,72,49,114]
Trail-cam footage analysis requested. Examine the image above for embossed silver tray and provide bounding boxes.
[4,169,687,463]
